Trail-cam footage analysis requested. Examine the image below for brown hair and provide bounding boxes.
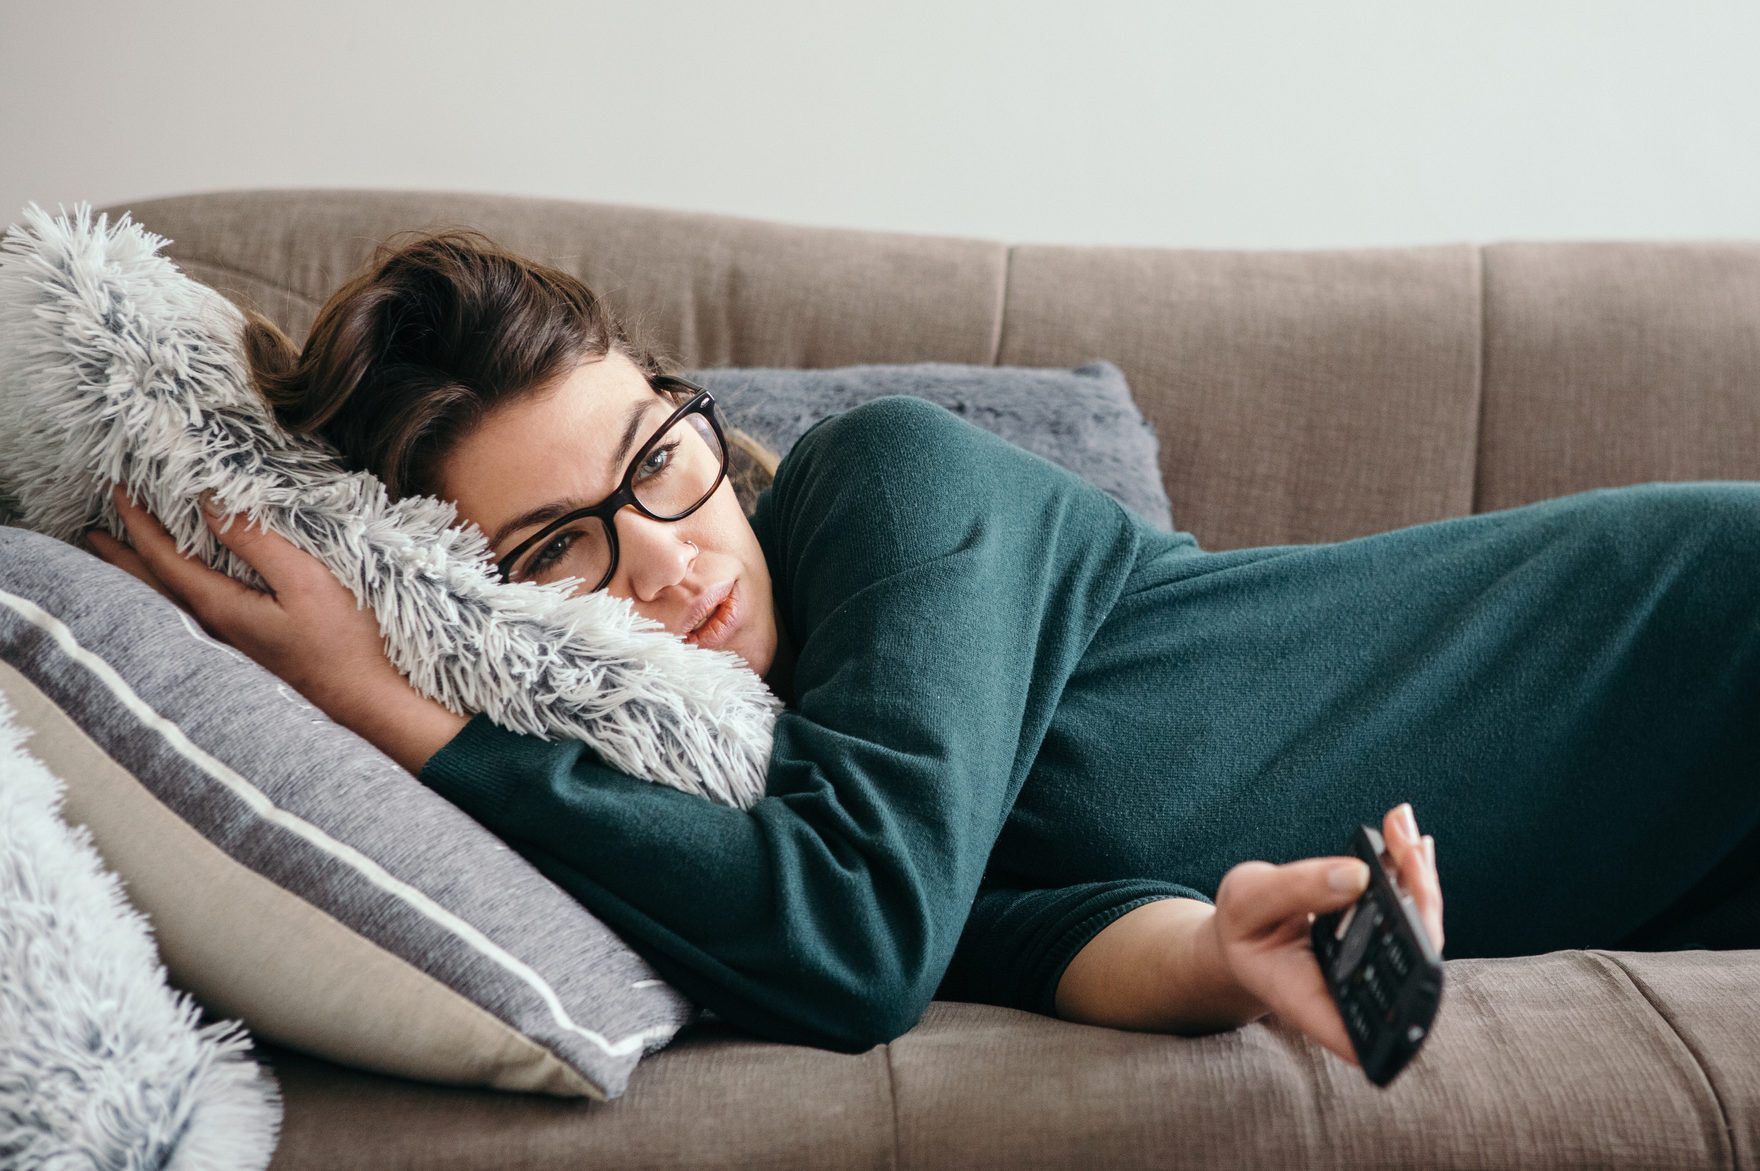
[241,227,779,514]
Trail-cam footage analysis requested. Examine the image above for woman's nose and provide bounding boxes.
[616,509,696,596]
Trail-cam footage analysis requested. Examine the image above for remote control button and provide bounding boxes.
[1334,904,1357,942]
[1358,975,1388,1015]
[1406,1024,1425,1043]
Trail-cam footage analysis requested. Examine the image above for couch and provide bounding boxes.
[87,189,1760,1170]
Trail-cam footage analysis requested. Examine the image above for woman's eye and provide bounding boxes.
[529,532,575,574]
[636,440,681,482]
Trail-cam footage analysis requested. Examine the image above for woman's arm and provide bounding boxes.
[344,688,470,775]
[1056,806,1444,1065]
[1056,898,1268,1033]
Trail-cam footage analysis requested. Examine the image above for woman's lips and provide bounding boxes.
[686,580,740,649]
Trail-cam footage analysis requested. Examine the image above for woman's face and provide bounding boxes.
[435,350,784,684]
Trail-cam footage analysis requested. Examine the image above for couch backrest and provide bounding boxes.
[94,190,1760,550]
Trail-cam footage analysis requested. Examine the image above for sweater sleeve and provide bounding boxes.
[419,396,1143,1053]
[936,880,1215,1018]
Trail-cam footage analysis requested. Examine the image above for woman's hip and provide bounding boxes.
[1023,480,1760,957]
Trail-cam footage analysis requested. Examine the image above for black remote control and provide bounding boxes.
[1309,824,1444,1087]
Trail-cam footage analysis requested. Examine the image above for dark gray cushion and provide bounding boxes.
[687,360,1176,533]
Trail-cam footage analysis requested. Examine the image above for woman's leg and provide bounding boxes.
[1614,812,1760,951]
[1273,481,1760,957]
[1012,480,1760,958]
[1549,482,1760,954]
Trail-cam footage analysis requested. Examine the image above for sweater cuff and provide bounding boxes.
[417,710,544,824]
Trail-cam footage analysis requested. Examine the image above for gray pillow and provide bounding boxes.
[0,522,695,1102]
[688,360,1176,533]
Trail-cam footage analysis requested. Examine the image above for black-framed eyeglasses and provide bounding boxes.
[495,374,728,590]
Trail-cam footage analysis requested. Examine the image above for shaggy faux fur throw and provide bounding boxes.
[0,689,282,1169]
[0,202,781,808]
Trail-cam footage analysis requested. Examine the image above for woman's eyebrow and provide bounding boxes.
[491,498,587,550]
[489,397,665,550]
[609,396,666,473]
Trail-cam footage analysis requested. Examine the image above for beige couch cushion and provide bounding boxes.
[260,952,1760,1170]
[1477,241,1760,513]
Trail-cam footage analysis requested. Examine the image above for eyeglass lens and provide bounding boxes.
[505,407,725,588]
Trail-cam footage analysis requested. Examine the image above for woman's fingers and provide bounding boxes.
[1218,857,1365,944]
[1213,859,1365,1066]
[196,493,336,598]
[1420,834,1444,953]
[109,484,271,633]
[1382,804,1444,954]
[86,528,187,612]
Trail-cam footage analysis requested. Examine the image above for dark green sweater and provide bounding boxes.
[421,396,1208,1051]
[422,396,1760,1052]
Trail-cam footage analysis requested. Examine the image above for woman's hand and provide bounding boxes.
[84,483,468,770]
[1207,803,1443,1067]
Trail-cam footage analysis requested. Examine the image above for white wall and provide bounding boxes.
[4,0,1758,250]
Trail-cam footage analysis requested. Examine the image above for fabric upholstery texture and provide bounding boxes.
[257,957,1760,1171]
[49,188,1760,1170]
[1474,241,1760,513]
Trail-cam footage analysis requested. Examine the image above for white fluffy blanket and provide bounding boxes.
[0,689,282,1169]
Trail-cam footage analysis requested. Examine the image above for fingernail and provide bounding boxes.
[1423,834,1436,863]
[1330,861,1370,894]
[1399,803,1418,840]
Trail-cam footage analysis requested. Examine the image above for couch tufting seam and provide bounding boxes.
[1470,243,1488,515]
[883,1040,902,1171]
[988,244,1014,367]
[1590,949,1737,1170]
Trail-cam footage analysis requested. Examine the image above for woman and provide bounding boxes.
[87,230,1760,1068]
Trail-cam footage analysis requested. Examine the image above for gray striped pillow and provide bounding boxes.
[0,523,695,1101]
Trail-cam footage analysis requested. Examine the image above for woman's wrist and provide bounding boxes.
[333,682,472,776]
[1183,903,1272,1031]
